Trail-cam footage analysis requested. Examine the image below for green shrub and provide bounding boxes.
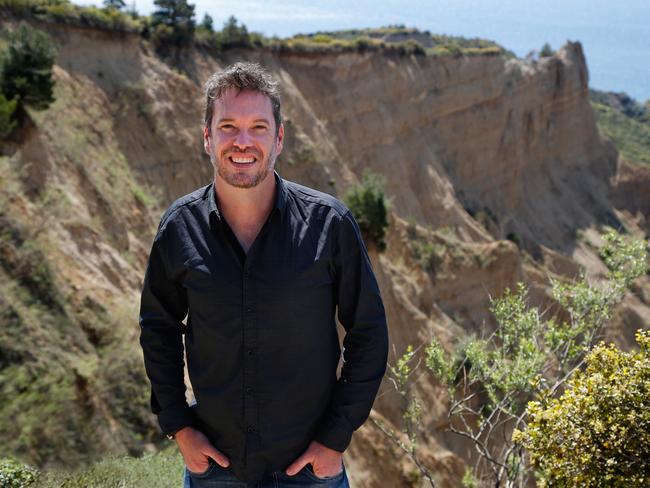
[77,6,138,31]
[540,42,554,57]
[0,24,56,116]
[514,329,650,487]
[0,93,17,139]
[344,172,390,251]
[591,100,650,168]
[410,239,445,270]
[0,458,39,487]
[0,0,40,18]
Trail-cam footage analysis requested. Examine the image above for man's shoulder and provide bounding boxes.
[283,179,349,217]
[157,184,211,234]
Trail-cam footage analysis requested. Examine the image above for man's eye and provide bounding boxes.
[253,125,268,132]
[220,124,235,131]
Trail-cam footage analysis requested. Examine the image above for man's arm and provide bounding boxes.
[313,210,390,452]
[139,231,193,437]
[139,229,231,471]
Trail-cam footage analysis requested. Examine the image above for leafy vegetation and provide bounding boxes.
[194,14,262,51]
[539,42,554,57]
[150,0,195,50]
[376,228,649,487]
[0,93,17,138]
[0,3,511,60]
[514,329,650,487]
[0,0,142,32]
[0,444,184,487]
[267,28,508,57]
[0,23,56,137]
[0,458,38,487]
[590,89,650,168]
[344,172,390,252]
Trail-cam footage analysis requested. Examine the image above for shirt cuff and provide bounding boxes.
[157,402,195,437]
[313,414,354,452]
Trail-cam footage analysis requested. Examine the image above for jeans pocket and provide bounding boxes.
[302,462,345,482]
[186,459,216,478]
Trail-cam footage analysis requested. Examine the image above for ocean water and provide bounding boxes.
[85,0,650,102]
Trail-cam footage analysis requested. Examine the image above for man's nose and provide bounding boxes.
[233,129,252,150]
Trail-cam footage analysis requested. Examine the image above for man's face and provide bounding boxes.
[204,89,284,189]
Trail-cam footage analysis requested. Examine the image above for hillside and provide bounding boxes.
[1,14,649,488]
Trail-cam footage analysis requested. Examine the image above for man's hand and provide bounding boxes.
[285,440,343,477]
[175,426,230,473]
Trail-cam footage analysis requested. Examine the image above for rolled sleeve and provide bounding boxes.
[139,230,192,437]
[314,211,389,452]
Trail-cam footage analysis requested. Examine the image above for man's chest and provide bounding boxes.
[170,216,337,319]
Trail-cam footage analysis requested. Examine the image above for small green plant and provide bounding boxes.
[0,458,39,487]
[0,93,18,139]
[461,468,478,488]
[410,240,445,270]
[344,172,389,251]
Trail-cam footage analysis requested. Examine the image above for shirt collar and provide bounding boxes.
[207,170,288,223]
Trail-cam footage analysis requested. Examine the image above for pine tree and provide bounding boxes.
[151,0,196,48]
[0,24,56,127]
[221,15,249,48]
[199,13,214,32]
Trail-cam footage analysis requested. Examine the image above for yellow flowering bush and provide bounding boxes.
[514,330,650,487]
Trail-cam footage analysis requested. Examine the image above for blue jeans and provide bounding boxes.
[183,458,350,488]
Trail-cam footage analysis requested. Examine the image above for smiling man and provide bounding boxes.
[139,62,389,487]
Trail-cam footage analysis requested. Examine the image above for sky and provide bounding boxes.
[81,0,650,102]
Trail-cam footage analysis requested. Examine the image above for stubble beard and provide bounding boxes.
[212,145,276,189]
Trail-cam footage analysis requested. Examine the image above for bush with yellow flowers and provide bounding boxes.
[513,329,650,487]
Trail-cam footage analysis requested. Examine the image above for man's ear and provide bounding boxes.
[203,125,211,155]
[275,122,284,155]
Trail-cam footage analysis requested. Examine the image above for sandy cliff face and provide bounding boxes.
[1,19,648,487]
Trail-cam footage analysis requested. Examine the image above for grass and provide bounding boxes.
[2,444,186,487]
[0,0,142,32]
[592,101,650,168]
[269,28,509,58]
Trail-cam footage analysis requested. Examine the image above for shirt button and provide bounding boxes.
[246,387,253,394]
[247,426,255,432]
[247,348,254,356]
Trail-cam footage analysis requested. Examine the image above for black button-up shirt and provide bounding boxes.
[139,171,389,483]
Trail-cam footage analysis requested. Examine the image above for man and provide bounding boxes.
[139,62,389,487]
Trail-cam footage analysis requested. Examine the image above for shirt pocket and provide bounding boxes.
[183,258,241,345]
[183,258,236,299]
